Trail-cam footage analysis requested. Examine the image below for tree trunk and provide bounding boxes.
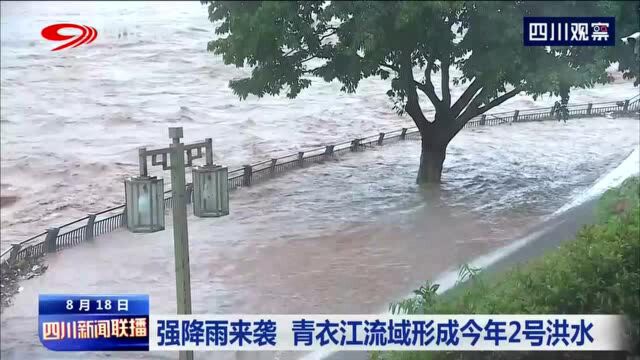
[408,109,452,185]
[417,138,448,184]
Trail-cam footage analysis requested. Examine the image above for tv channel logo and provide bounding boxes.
[524,17,615,46]
[41,23,98,51]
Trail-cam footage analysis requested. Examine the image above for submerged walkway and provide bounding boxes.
[1,117,639,360]
[1,96,638,269]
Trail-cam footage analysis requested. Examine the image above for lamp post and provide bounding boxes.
[124,127,229,360]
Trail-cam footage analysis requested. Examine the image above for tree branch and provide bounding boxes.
[400,53,429,134]
[379,62,399,73]
[454,87,521,131]
[300,56,317,63]
[474,87,521,115]
[302,67,322,74]
[319,30,337,42]
[450,79,482,117]
[414,81,442,109]
[441,60,451,109]
[415,62,442,110]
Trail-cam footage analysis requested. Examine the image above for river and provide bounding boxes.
[1,117,639,360]
[1,2,639,360]
[1,1,639,249]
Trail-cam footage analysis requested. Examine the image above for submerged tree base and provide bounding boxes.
[416,139,447,184]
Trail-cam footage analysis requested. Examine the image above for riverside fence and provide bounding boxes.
[1,96,639,269]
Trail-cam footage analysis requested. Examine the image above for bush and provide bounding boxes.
[376,176,640,360]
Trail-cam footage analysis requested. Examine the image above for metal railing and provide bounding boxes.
[1,95,638,268]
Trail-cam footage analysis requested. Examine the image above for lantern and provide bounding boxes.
[124,176,165,232]
[192,165,229,217]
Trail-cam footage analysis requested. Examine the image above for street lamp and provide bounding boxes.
[123,128,228,360]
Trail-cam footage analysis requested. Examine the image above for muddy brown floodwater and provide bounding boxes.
[1,117,639,360]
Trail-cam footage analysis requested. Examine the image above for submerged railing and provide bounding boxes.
[1,95,638,269]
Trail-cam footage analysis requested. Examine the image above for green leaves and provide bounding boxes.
[204,1,638,132]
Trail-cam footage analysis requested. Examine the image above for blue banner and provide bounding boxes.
[148,314,627,351]
[523,17,615,46]
[39,294,149,351]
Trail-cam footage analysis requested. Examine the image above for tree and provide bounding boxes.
[203,1,639,184]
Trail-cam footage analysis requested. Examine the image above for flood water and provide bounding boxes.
[1,1,639,249]
[1,2,640,360]
[1,117,639,360]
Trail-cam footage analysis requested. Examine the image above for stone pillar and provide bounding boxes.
[400,128,408,140]
[513,110,520,122]
[480,115,487,126]
[45,227,60,253]
[242,165,252,187]
[8,243,21,266]
[269,159,277,177]
[298,152,304,167]
[377,132,385,146]
[324,145,334,160]
[350,139,360,152]
[85,214,97,241]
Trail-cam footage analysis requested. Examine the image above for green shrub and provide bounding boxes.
[375,177,640,360]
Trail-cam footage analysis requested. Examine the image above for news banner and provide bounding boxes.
[39,294,631,352]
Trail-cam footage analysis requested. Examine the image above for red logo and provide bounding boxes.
[41,23,98,51]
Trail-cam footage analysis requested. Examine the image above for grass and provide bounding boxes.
[375,176,640,360]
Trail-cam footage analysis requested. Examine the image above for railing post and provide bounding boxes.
[377,132,385,146]
[480,115,486,126]
[8,243,22,265]
[242,165,252,187]
[185,184,193,204]
[586,103,593,115]
[324,145,334,160]
[45,227,60,253]
[512,110,519,123]
[269,159,277,177]
[400,128,408,140]
[85,214,97,241]
[298,151,305,167]
[623,100,630,112]
[350,139,360,152]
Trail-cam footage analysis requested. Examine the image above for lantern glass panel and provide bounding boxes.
[217,166,229,216]
[192,165,229,217]
[124,176,165,232]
